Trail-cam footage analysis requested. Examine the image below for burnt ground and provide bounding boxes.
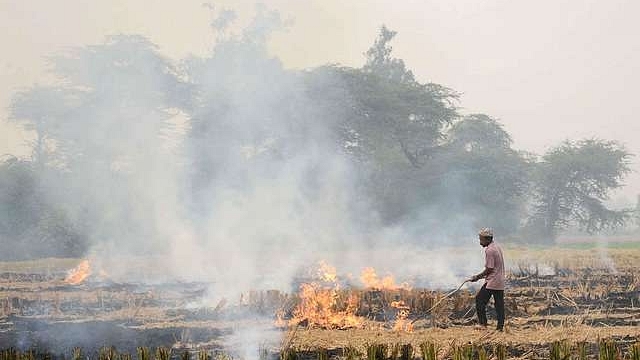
[0,249,639,358]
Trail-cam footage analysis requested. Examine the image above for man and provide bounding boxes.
[468,227,505,331]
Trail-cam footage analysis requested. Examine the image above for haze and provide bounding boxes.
[1,0,639,198]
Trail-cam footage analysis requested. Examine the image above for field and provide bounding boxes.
[0,243,639,360]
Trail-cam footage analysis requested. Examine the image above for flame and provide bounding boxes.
[390,300,414,332]
[64,259,91,285]
[360,267,411,290]
[291,283,362,329]
[286,261,363,329]
[317,260,337,283]
[280,262,415,331]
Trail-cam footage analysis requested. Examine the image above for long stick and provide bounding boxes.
[410,280,470,324]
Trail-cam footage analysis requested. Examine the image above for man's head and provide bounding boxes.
[478,227,493,247]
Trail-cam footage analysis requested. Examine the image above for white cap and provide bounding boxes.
[478,227,494,237]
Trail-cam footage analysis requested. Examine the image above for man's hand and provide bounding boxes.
[469,267,492,283]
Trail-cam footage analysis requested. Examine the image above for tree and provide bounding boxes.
[48,34,191,166]
[335,68,458,167]
[429,114,533,235]
[527,139,632,241]
[363,25,415,84]
[0,156,85,259]
[9,35,192,254]
[303,26,461,225]
[183,7,305,206]
[355,26,459,168]
[446,114,513,151]
[10,87,79,168]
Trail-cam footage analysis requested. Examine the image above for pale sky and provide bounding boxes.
[1,0,639,203]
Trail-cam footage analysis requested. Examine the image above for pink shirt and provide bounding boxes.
[484,241,505,290]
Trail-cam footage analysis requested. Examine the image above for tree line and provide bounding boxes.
[0,13,633,259]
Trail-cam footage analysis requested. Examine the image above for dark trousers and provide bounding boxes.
[475,284,505,330]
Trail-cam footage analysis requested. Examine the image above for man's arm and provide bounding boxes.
[469,267,494,282]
